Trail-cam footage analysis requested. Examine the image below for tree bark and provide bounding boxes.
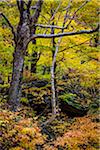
[8,10,30,110]
[51,38,61,115]
[8,46,24,110]
[51,8,57,115]
[8,0,43,110]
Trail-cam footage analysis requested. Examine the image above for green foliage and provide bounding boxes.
[59,93,83,110]
[20,97,29,104]
[88,100,99,114]
[59,93,76,102]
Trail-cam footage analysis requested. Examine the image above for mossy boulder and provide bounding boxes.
[59,93,88,117]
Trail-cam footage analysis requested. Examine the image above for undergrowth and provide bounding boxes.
[0,105,99,150]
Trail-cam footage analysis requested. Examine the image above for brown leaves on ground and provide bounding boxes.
[43,115,100,150]
[0,107,45,150]
[0,106,99,150]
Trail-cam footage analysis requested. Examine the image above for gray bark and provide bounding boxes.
[51,38,61,115]
[30,26,99,40]
[8,0,43,110]
[9,9,30,110]
[51,17,56,115]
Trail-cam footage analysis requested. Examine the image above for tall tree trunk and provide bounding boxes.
[31,51,37,73]
[8,46,25,110]
[8,0,43,110]
[9,10,30,110]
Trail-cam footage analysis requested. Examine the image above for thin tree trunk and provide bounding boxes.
[31,51,37,73]
[51,38,61,115]
[51,11,57,115]
[31,51,41,73]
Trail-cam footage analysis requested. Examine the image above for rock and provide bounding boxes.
[60,100,88,117]
[23,79,48,88]
[31,80,48,88]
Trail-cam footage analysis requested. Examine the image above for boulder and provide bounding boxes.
[60,100,88,117]
[23,79,48,88]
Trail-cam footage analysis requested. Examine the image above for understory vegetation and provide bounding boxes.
[0,0,99,149]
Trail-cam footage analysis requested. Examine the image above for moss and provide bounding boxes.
[59,93,82,110]
[20,97,29,104]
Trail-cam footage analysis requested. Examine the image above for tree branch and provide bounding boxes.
[16,0,20,11]
[65,0,90,29]
[0,12,16,43]
[35,24,65,29]
[50,1,62,21]
[27,0,32,8]
[16,0,24,16]
[16,0,23,11]
[31,0,43,24]
[62,0,72,30]
[30,0,43,43]
[35,0,90,30]
[30,25,99,40]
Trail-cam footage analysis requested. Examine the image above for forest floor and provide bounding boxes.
[0,104,99,150]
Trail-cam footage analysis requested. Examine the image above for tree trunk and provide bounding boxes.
[8,46,25,110]
[51,65,56,115]
[51,14,57,115]
[51,38,61,115]
[31,51,41,73]
[8,10,30,110]
[8,0,43,110]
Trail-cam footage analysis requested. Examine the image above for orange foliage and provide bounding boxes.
[0,107,45,150]
[0,107,99,150]
[43,115,99,150]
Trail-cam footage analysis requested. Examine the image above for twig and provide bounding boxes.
[65,0,91,29]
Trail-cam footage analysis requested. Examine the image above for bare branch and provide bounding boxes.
[0,12,16,43]
[62,0,72,31]
[50,1,62,21]
[42,1,62,35]
[16,0,20,11]
[30,25,99,40]
[30,0,43,43]
[31,0,43,24]
[27,0,32,9]
[16,0,24,15]
[35,24,65,29]
[30,6,37,10]
[65,0,90,29]
[33,0,90,31]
